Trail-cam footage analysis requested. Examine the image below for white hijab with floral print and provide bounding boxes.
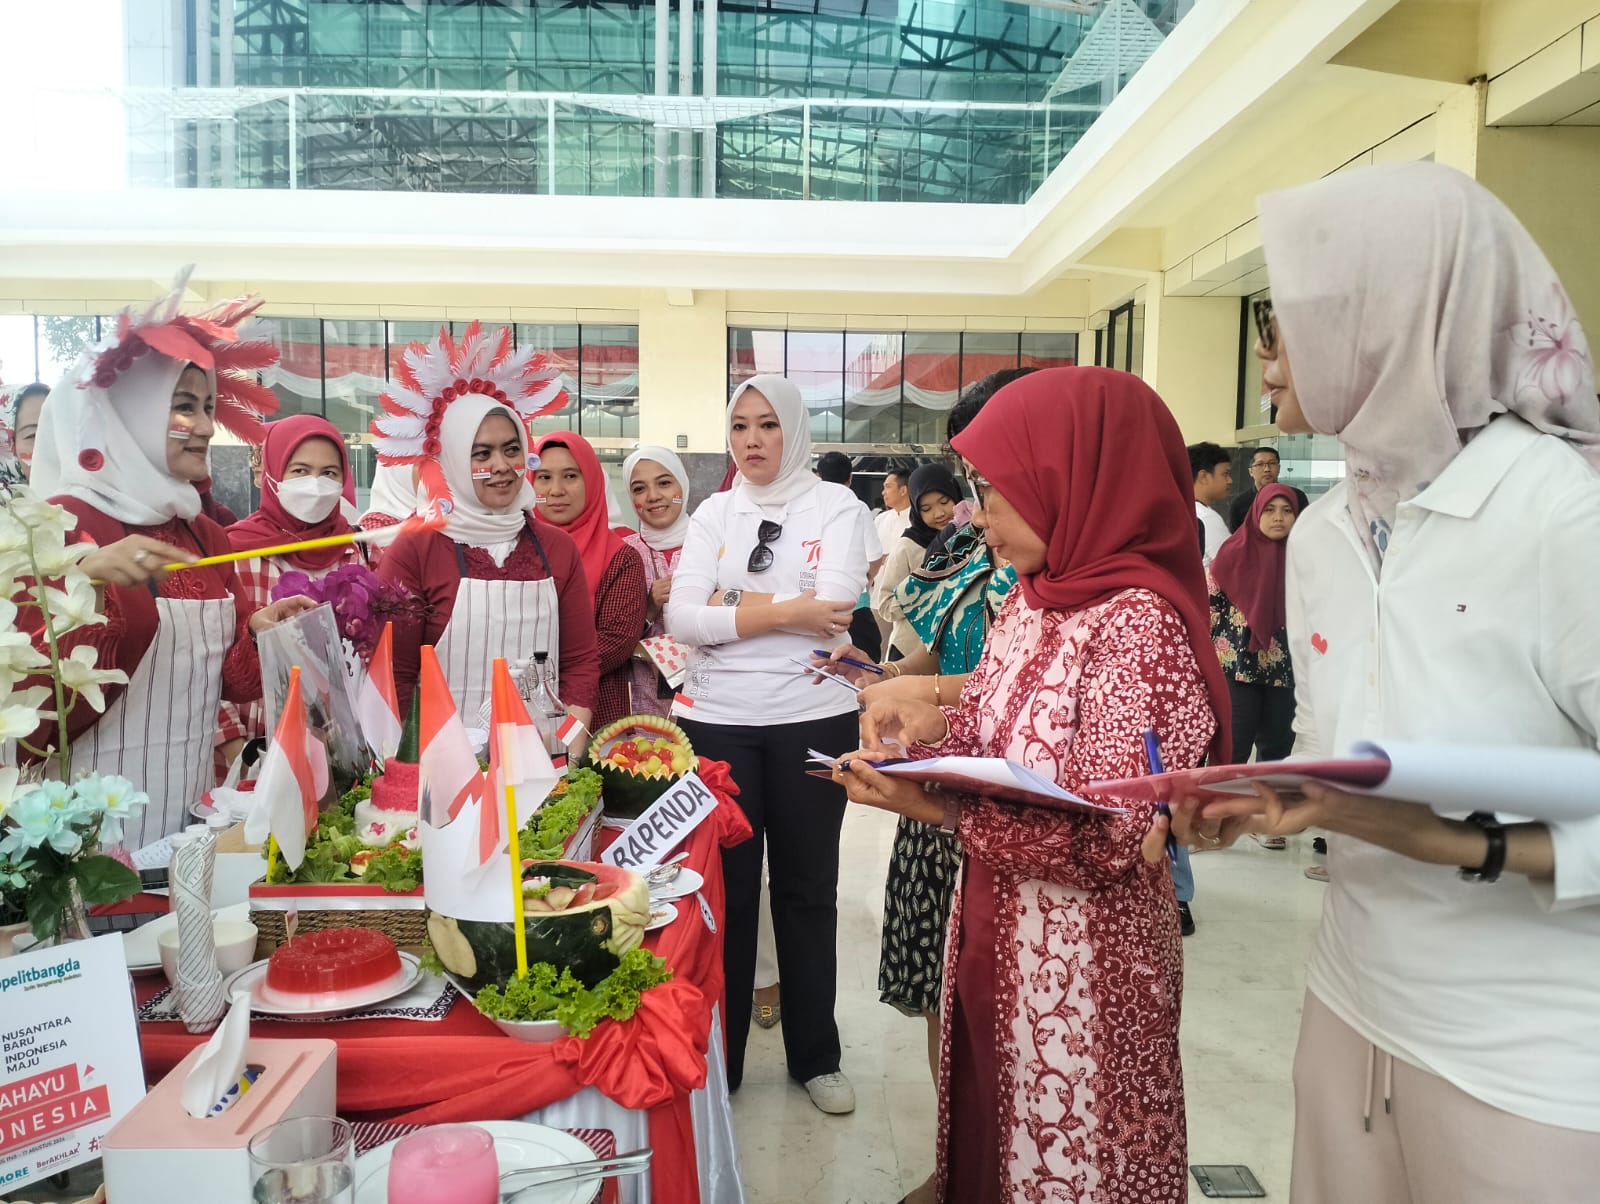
[1259,161,1598,570]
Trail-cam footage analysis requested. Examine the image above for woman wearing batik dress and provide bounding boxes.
[838,367,1229,1203]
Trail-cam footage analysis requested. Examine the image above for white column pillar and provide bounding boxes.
[219,0,236,187]
[701,0,717,198]
[193,0,211,187]
[654,0,670,197]
[677,0,694,198]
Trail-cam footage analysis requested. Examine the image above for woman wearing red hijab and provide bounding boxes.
[532,432,648,730]
[837,367,1228,1204]
[1208,482,1301,769]
[216,414,362,772]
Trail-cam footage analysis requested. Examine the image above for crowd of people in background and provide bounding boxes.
[4,159,1597,1203]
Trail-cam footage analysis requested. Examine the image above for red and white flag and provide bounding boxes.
[357,621,403,760]
[245,665,329,871]
[487,658,561,867]
[555,713,585,748]
[672,692,696,715]
[418,645,486,830]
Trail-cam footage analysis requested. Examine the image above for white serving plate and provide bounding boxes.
[123,902,252,974]
[222,951,423,1018]
[645,901,678,932]
[647,867,703,903]
[353,1120,598,1204]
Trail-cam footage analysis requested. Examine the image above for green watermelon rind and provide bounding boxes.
[587,715,696,820]
[438,911,620,993]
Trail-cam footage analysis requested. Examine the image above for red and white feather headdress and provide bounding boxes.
[370,321,567,516]
[84,265,280,445]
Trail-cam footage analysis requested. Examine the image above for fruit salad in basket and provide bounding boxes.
[588,714,696,820]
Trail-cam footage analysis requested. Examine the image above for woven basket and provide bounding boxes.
[250,906,430,958]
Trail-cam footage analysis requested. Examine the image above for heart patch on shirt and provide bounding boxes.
[1311,633,1329,655]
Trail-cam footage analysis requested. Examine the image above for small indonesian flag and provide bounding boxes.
[244,665,329,871]
[487,659,560,867]
[356,621,403,760]
[555,713,584,747]
[418,645,487,829]
[672,692,696,714]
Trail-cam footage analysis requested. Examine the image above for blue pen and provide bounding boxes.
[811,649,886,675]
[1142,728,1178,866]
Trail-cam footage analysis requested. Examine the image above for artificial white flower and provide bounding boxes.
[0,683,52,742]
[32,575,105,634]
[4,490,77,544]
[56,645,127,714]
[0,766,19,820]
[0,599,51,691]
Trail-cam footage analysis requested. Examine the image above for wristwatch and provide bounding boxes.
[1458,811,1506,883]
[721,589,743,607]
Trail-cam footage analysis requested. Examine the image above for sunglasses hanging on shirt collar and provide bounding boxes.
[747,519,783,573]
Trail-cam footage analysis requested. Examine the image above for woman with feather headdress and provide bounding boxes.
[372,323,600,731]
[25,269,315,846]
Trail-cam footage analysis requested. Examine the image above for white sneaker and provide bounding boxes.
[804,1071,856,1115]
[1252,834,1288,851]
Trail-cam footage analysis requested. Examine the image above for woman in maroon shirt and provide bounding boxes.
[532,431,648,730]
[371,324,599,728]
[27,285,311,847]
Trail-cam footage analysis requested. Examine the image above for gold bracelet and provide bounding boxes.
[931,709,952,747]
[935,674,942,705]
[883,661,901,679]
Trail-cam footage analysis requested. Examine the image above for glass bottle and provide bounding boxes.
[529,651,567,757]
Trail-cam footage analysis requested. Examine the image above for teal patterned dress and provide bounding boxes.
[877,524,1016,1015]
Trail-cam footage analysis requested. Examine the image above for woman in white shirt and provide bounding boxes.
[666,374,867,1114]
[1156,162,1600,1201]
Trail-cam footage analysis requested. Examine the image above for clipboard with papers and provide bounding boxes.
[806,750,1124,815]
[1088,740,1600,824]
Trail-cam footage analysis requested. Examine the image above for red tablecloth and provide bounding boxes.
[136,761,751,1204]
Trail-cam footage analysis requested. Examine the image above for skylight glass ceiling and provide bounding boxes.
[112,0,1191,203]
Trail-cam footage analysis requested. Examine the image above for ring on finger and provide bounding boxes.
[133,549,149,565]
[1199,831,1222,847]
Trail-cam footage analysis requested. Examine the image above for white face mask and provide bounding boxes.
[276,475,342,524]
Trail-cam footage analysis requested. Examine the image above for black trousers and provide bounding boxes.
[680,710,856,1089]
[1228,679,1296,764]
[848,605,882,663]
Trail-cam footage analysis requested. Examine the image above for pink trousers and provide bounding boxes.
[1291,992,1600,1204]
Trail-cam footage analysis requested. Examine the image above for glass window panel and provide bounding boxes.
[727,329,786,392]
[786,331,844,444]
[514,323,580,438]
[307,2,366,57]
[844,332,902,444]
[428,4,483,59]
[577,325,639,441]
[322,321,386,471]
[33,316,100,386]
[960,332,1020,389]
[1128,304,1145,378]
[1020,331,1078,370]
[369,4,427,59]
[261,317,324,418]
[0,315,40,387]
[1238,292,1270,429]
[902,332,960,447]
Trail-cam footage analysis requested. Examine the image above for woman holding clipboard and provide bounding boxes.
[1155,163,1600,1201]
[837,367,1228,1203]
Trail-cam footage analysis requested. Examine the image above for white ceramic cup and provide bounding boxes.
[159,917,259,985]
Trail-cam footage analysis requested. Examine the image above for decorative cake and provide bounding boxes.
[354,757,420,848]
[260,927,405,1008]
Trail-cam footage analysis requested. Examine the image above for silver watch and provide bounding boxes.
[721,589,743,607]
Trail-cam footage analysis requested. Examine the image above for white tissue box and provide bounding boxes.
[102,1039,336,1204]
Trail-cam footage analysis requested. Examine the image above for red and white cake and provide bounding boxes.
[260,927,406,1009]
[354,758,421,849]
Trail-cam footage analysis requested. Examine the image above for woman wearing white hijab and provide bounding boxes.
[373,323,599,725]
[622,444,692,717]
[666,374,868,1113]
[1156,162,1600,1201]
[26,281,312,846]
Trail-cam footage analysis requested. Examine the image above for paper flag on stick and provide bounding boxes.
[357,621,403,760]
[555,713,584,748]
[486,658,559,868]
[418,645,487,829]
[244,665,329,871]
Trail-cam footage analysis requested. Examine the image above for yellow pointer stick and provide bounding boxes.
[503,728,529,982]
[160,531,364,573]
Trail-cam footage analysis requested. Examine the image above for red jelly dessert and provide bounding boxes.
[261,928,403,1007]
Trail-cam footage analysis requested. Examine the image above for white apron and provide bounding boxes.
[434,529,561,723]
[74,591,234,849]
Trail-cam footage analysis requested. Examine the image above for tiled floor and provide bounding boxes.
[730,805,1327,1203]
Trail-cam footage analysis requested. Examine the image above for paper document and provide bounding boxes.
[807,750,1122,814]
[1089,740,1600,824]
